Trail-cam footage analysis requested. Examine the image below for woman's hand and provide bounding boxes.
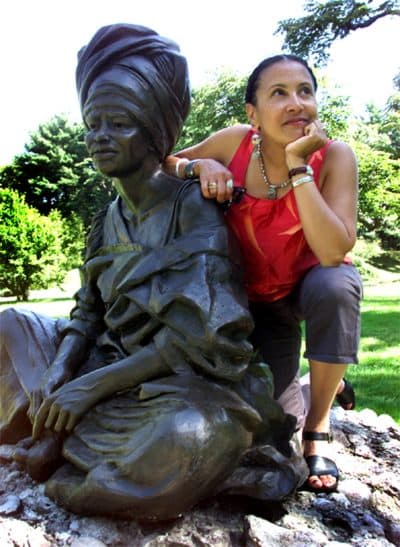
[197,159,235,203]
[285,120,328,169]
[32,373,103,440]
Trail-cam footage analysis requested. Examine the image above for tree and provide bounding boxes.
[0,189,83,301]
[352,141,400,248]
[317,76,352,138]
[276,0,400,66]
[0,115,115,230]
[176,71,247,150]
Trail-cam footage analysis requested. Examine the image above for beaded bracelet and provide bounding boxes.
[291,174,314,188]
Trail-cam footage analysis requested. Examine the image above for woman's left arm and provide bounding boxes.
[286,129,358,266]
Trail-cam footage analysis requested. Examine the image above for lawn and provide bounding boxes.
[1,269,399,423]
[342,281,399,423]
[300,277,400,423]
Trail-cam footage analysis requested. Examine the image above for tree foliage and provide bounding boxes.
[0,189,84,301]
[0,115,115,230]
[353,141,400,248]
[350,91,400,248]
[276,0,400,66]
[176,71,247,150]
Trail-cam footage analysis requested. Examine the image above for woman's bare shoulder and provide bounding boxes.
[203,124,252,162]
[326,140,356,162]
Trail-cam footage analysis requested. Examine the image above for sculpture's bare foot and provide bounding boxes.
[13,435,62,482]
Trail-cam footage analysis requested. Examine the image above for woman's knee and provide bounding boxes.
[300,265,362,311]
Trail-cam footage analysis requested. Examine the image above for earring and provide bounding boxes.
[251,131,262,156]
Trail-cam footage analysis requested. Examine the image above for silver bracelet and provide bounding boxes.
[292,174,314,188]
[175,158,188,178]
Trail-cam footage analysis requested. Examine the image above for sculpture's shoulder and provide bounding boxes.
[174,179,226,233]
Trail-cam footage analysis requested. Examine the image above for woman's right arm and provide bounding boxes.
[163,125,249,202]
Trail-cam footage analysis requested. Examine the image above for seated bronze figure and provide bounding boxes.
[0,24,306,521]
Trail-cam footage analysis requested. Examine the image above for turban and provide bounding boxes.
[76,24,190,160]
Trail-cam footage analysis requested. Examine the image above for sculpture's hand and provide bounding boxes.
[27,361,73,425]
[32,373,102,440]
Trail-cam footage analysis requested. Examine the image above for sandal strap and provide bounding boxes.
[303,431,332,442]
[305,455,339,479]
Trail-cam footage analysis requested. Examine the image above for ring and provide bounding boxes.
[226,179,233,190]
[208,181,217,191]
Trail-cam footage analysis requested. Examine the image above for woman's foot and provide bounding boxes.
[302,431,338,492]
[335,378,356,410]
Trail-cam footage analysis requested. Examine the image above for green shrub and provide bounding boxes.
[0,189,83,301]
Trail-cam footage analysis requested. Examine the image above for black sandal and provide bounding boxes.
[302,431,339,493]
[335,378,356,410]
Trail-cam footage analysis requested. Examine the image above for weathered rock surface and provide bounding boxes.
[1,407,399,546]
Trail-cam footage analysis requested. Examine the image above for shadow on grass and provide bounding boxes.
[346,365,400,423]
[361,309,400,347]
[369,251,400,273]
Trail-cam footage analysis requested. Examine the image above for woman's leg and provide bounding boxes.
[304,360,347,489]
[299,264,363,490]
[249,298,306,429]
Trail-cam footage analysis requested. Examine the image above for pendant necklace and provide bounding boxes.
[256,141,291,200]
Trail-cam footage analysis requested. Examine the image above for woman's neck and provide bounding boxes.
[261,139,287,170]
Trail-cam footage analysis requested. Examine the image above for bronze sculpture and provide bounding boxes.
[0,24,306,520]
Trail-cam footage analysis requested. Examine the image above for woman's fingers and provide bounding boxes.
[202,177,234,202]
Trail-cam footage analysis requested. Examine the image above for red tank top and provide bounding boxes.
[226,129,331,302]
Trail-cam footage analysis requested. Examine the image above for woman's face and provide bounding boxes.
[246,60,318,147]
[84,90,150,178]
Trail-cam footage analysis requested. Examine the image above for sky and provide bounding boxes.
[1,0,399,166]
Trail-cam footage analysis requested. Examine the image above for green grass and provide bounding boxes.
[346,288,400,424]
[0,296,75,318]
[1,271,399,423]
[300,280,400,423]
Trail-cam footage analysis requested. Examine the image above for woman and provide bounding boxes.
[0,27,306,520]
[164,54,363,493]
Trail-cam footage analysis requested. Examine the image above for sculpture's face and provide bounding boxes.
[83,89,150,178]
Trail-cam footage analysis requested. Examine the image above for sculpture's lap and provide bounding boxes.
[46,377,254,519]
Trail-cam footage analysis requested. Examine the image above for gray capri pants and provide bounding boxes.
[248,264,363,401]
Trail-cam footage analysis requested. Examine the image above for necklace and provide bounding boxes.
[256,141,291,199]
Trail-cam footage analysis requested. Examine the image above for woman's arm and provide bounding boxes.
[286,123,358,265]
[163,125,249,202]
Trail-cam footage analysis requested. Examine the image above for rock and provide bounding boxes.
[0,517,52,546]
[385,521,400,545]
[338,479,372,504]
[0,408,399,546]
[70,536,107,547]
[0,495,22,516]
[245,514,326,546]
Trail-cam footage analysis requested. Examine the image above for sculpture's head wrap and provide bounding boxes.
[76,24,190,160]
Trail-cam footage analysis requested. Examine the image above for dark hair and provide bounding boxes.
[245,54,318,105]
